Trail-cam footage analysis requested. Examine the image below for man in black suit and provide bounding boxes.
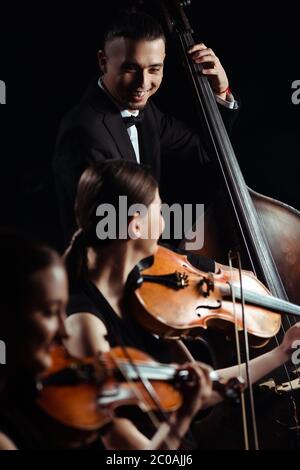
[53,10,238,244]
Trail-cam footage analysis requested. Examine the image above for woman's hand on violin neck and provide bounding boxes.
[278,322,300,363]
[187,43,229,98]
[178,361,213,416]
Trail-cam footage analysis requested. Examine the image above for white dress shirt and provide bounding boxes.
[120,109,141,163]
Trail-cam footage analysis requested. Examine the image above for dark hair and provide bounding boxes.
[0,229,62,346]
[103,10,166,48]
[65,160,158,291]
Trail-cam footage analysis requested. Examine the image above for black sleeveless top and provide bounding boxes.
[67,276,173,363]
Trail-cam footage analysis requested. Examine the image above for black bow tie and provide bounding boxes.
[122,112,144,128]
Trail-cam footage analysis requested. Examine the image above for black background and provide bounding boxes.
[0,1,299,463]
[0,0,299,249]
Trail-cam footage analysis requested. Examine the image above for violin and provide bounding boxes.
[36,344,244,434]
[129,245,300,345]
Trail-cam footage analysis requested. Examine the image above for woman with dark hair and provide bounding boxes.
[0,225,210,452]
[0,230,68,449]
[64,160,214,449]
[0,227,210,451]
[64,160,300,449]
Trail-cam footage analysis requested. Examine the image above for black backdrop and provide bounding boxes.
[0,0,299,249]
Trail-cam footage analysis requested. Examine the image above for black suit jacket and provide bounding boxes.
[53,79,238,244]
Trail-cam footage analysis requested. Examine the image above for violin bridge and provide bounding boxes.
[198,274,215,298]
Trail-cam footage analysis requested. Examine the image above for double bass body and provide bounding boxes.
[184,188,300,305]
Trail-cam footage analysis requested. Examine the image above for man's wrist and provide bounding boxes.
[216,85,230,100]
[216,91,227,100]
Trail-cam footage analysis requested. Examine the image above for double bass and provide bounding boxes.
[140,0,300,449]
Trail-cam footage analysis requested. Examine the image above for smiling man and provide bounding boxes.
[53,10,238,244]
[98,35,165,110]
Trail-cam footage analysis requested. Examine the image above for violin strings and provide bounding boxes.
[99,356,178,376]
[107,350,172,445]
[110,347,194,449]
[108,351,162,422]
[87,281,193,449]
[108,306,194,448]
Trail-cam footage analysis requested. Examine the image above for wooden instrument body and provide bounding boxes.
[131,245,281,344]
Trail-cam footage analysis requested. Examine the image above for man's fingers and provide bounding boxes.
[189,47,215,58]
[201,68,219,75]
[188,43,207,53]
[191,52,216,63]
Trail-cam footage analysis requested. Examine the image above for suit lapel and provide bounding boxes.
[137,107,160,179]
[103,113,137,162]
[84,80,136,161]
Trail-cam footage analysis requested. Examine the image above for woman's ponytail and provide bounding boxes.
[64,228,88,292]
[64,161,158,292]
